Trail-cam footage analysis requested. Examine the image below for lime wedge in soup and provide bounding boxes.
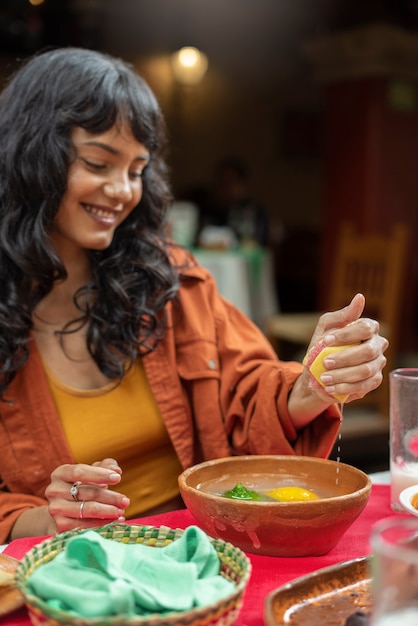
[222,482,263,501]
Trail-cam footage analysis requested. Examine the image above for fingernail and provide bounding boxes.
[324,385,336,394]
[121,497,130,507]
[323,358,335,367]
[118,515,126,521]
[109,472,121,482]
[320,374,333,383]
[324,334,335,344]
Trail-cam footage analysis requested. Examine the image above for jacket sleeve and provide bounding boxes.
[215,296,341,458]
[0,492,47,544]
[172,262,342,460]
[0,344,75,544]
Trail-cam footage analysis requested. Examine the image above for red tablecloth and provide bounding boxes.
[1,484,406,626]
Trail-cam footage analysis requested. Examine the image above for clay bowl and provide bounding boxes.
[178,455,371,557]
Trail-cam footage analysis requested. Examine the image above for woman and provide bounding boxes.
[0,47,387,542]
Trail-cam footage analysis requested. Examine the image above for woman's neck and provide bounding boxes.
[34,250,92,329]
[31,246,116,389]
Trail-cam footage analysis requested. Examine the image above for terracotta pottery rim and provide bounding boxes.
[178,455,372,505]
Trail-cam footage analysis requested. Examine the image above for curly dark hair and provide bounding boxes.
[0,47,180,399]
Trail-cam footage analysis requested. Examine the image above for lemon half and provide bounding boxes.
[266,486,320,502]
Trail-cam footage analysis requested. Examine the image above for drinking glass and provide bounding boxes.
[369,517,418,625]
[390,368,418,511]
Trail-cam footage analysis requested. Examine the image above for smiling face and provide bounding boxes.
[51,123,150,258]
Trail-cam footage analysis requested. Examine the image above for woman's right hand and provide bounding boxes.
[44,457,130,534]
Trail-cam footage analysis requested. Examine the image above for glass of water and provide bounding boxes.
[390,368,418,511]
[369,517,418,625]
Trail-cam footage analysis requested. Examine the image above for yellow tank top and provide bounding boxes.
[43,360,183,518]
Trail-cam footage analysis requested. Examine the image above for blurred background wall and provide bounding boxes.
[1,0,418,353]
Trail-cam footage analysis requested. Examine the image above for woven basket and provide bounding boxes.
[15,523,251,626]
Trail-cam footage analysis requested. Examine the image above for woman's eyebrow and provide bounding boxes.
[83,140,150,162]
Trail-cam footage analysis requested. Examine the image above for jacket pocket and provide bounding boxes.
[176,341,221,381]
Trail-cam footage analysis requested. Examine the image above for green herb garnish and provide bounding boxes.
[221,482,263,501]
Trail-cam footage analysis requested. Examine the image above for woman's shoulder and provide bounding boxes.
[165,242,212,283]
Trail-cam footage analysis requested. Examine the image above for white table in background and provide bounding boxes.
[193,247,279,328]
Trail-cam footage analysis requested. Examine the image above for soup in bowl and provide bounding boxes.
[178,455,371,557]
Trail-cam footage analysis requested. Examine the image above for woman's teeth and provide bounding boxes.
[85,204,116,218]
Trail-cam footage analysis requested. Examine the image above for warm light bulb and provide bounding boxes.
[178,47,200,68]
[28,0,45,5]
[171,47,209,85]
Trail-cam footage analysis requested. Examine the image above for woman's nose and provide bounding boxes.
[103,180,132,202]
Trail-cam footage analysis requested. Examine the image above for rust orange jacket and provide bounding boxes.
[0,249,341,542]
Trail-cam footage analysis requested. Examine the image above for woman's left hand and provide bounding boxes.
[303,292,389,403]
[288,293,389,427]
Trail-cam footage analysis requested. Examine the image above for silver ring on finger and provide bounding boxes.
[79,500,86,520]
[70,481,82,502]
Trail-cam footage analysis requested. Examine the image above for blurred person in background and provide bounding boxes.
[213,156,270,247]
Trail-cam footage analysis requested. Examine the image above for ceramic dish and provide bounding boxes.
[399,484,418,515]
[264,556,372,626]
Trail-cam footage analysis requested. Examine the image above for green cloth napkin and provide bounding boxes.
[27,526,236,618]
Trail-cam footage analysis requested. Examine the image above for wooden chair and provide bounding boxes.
[265,222,409,418]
